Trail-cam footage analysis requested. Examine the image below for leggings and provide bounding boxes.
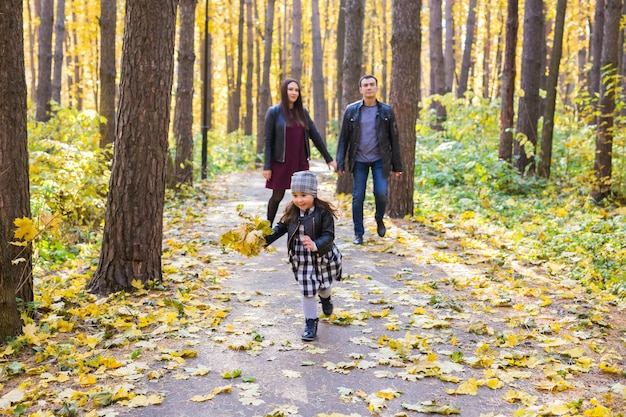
[267,189,285,225]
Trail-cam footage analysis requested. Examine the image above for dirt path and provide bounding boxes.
[122,163,625,417]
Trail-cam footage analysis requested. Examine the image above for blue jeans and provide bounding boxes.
[352,159,387,236]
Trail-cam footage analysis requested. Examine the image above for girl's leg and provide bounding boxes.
[318,287,333,316]
[301,295,319,341]
[267,189,285,225]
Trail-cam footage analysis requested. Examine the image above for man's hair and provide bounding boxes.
[359,74,378,87]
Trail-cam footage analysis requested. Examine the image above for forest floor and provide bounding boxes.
[117,161,625,417]
[3,162,624,417]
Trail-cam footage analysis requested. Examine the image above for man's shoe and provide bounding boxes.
[376,218,386,237]
[353,235,363,245]
[319,295,333,316]
[302,318,318,341]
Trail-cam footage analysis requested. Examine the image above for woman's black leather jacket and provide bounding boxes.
[263,105,334,170]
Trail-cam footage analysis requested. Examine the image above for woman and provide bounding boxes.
[263,79,336,225]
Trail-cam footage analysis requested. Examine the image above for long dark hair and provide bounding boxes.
[280,78,309,129]
[280,198,339,225]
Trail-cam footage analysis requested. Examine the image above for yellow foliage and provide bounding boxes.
[13,217,36,241]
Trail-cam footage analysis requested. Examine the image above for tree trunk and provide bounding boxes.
[52,0,66,105]
[482,6,491,99]
[589,0,605,101]
[335,0,346,121]
[291,0,303,80]
[0,0,31,338]
[227,0,244,133]
[99,0,117,148]
[499,0,518,163]
[256,0,275,161]
[457,0,476,98]
[388,0,421,218]
[311,0,327,142]
[336,0,364,195]
[243,0,254,136]
[200,0,213,179]
[514,0,543,176]
[591,0,622,202]
[87,0,177,295]
[36,0,54,122]
[174,0,197,187]
[538,0,566,179]
[444,0,455,93]
[380,0,389,102]
[429,0,446,130]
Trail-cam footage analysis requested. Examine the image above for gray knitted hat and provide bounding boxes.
[290,170,318,197]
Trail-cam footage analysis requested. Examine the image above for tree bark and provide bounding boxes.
[498,0,518,163]
[388,0,421,218]
[444,0,455,93]
[311,0,327,142]
[457,0,476,98]
[99,0,117,148]
[244,0,254,136]
[52,0,66,105]
[429,0,446,130]
[291,0,303,80]
[0,0,31,338]
[256,0,275,161]
[87,0,178,295]
[336,0,364,195]
[589,0,605,101]
[514,0,543,175]
[335,0,346,121]
[174,0,197,186]
[36,0,54,122]
[591,0,622,202]
[538,0,566,179]
[227,0,244,133]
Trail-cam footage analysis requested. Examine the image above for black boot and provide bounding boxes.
[301,318,318,341]
[319,295,333,316]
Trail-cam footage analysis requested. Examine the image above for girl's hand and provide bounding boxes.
[302,235,316,251]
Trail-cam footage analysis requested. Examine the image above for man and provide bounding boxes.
[336,75,403,245]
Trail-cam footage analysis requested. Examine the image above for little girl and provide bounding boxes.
[264,170,342,341]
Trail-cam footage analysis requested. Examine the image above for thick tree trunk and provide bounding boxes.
[36,0,54,122]
[336,0,364,195]
[0,0,31,338]
[99,0,117,148]
[311,0,327,142]
[592,0,622,202]
[87,0,177,295]
[174,0,197,186]
[538,0,566,179]
[388,0,421,219]
[514,0,543,176]
[499,0,518,163]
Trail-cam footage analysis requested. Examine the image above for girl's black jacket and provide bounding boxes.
[264,208,335,256]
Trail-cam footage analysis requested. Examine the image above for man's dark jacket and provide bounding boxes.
[335,99,403,177]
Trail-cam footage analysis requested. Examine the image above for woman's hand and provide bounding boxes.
[263,170,272,181]
[327,161,337,172]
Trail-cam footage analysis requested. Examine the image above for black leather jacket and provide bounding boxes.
[263,105,334,170]
[264,208,335,256]
[336,99,403,177]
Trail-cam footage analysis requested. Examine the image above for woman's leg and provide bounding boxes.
[267,189,285,225]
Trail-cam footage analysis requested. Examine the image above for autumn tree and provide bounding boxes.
[243,0,254,136]
[429,0,447,130]
[498,0,518,162]
[444,0,455,93]
[336,0,364,195]
[291,0,303,80]
[538,0,566,179]
[36,0,54,122]
[87,0,178,295]
[99,0,117,148]
[256,0,276,163]
[387,0,421,218]
[174,0,197,186]
[591,0,622,202]
[51,0,66,104]
[457,0,477,98]
[0,0,31,339]
[311,0,327,141]
[227,0,244,133]
[514,0,544,175]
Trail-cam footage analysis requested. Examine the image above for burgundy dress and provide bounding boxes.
[266,124,309,190]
